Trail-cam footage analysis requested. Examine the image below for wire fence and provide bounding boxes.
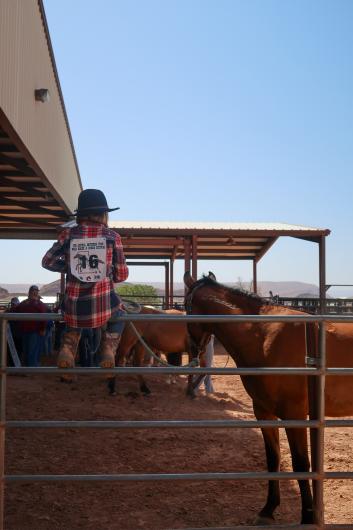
[1,312,353,529]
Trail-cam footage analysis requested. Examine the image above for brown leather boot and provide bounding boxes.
[99,332,121,369]
[57,330,81,381]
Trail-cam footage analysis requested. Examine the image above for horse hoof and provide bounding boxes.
[60,376,73,384]
[253,515,275,526]
[140,385,151,395]
[125,391,139,399]
[301,510,314,524]
[109,391,117,396]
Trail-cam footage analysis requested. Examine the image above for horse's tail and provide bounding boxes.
[305,321,318,367]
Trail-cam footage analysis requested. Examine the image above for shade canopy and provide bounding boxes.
[109,221,330,262]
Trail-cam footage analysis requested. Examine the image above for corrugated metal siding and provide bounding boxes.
[0,0,81,212]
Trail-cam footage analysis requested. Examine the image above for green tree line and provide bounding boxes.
[116,284,162,306]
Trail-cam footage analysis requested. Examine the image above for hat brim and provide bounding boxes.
[74,206,120,216]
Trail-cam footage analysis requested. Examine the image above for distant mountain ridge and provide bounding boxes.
[0,279,320,297]
[144,281,321,297]
[0,284,44,293]
[0,286,8,298]
[2,280,352,298]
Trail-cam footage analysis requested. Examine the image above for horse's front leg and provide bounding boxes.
[186,343,201,399]
[253,404,281,524]
[285,427,313,524]
[186,364,198,398]
[190,349,206,394]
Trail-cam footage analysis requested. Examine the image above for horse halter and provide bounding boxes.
[185,281,205,314]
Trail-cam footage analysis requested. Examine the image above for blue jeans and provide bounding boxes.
[106,309,125,334]
[22,332,42,367]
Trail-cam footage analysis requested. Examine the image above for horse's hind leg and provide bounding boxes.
[107,376,116,395]
[166,352,182,385]
[134,342,151,395]
[107,344,127,396]
[285,427,313,524]
[253,405,281,523]
[256,426,281,523]
[186,341,201,398]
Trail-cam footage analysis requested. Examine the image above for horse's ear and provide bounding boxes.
[184,270,195,288]
[208,271,217,281]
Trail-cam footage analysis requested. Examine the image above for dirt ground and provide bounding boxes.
[4,341,353,529]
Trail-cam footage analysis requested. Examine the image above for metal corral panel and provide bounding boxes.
[0,0,81,215]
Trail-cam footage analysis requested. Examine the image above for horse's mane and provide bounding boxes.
[192,275,265,305]
[191,275,313,314]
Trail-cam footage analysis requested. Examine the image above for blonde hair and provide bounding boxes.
[77,212,108,226]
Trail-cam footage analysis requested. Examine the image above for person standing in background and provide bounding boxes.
[15,286,47,366]
[6,297,22,364]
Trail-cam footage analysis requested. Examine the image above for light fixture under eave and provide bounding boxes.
[34,88,50,103]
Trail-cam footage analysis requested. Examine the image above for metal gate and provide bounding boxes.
[1,311,353,530]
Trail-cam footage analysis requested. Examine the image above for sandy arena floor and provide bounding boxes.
[4,342,353,529]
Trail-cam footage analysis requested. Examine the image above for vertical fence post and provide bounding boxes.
[308,322,326,527]
[164,262,170,309]
[0,319,7,530]
[307,234,327,527]
[315,322,326,527]
[252,259,257,294]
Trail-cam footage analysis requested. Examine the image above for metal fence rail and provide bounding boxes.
[1,312,353,529]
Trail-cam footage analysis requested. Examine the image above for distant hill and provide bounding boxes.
[296,292,320,299]
[0,284,44,294]
[0,286,8,298]
[148,280,320,298]
[40,280,61,296]
[253,281,320,298]
[3,280,350,298]
[39,280,139,296]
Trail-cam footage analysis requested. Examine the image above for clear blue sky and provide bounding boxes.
[3,0,353,291]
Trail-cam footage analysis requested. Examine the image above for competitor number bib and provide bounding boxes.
[70,238,107,282]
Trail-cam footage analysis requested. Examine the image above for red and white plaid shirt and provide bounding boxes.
[42,222,129,328]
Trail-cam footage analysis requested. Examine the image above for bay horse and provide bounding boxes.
[184,271,353,525]
[108,306,203,396]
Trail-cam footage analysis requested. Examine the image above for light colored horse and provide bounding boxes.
[108,306,205,396]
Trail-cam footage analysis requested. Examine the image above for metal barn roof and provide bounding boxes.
[109,221,330,261]
[0,0,82,240]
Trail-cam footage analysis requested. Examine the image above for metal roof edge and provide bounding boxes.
[108,221,330,235]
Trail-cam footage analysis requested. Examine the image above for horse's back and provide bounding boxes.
[327,322,353,366]
[137,306,189,352]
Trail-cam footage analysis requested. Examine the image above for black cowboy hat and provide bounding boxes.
[74,189,120,216]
